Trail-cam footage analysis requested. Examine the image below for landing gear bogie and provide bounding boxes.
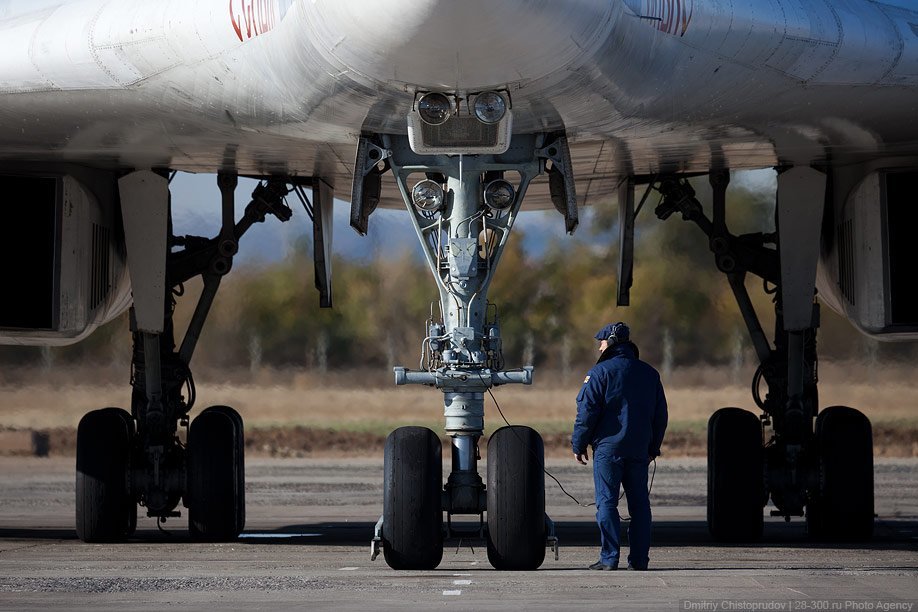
[73,174,304,541]
[651,172,875,541]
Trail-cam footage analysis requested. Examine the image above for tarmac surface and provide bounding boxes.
[0,456,915,610]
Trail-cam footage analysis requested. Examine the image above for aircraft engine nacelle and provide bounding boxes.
[818,167,918,340]
[0,172,131,346]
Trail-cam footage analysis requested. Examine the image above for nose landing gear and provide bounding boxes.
[366,134,573,569]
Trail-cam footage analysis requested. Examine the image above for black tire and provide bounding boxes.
[707,407,764,541]
[126,503,137,538]
[187,406,245,541]
[76,408,135,542]
[486,426,546,571]
[382,426,443,570]
[807,406,873,540]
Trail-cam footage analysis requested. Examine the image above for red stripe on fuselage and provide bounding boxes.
[644,0,693,36]
[230,0,277,42]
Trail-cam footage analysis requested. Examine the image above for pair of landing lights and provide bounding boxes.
[417,91,508,126]
[411,90,514,212]
[411,178,515,213]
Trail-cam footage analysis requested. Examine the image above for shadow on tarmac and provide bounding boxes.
[1,519,915,553]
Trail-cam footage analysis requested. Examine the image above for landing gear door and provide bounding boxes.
[313,179,334,308]
[617,177,635,307]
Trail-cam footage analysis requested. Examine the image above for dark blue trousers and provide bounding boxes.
[592,446,651,568]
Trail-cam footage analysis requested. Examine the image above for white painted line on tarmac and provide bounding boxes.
[453,580,472,586]
[339,567,359,571]
[443,590,462,596]
[452,573,472,576]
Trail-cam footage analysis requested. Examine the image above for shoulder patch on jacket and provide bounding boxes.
[583,375,590,384]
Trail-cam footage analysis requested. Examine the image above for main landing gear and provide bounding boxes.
[644,170,874,541]
[360,133,570,569]
[76,172,333,541]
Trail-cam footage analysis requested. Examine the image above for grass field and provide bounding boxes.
[0,362,914,456]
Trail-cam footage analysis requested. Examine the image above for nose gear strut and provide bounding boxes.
[368,133,574,570]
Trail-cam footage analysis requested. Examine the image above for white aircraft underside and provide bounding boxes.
[0,0,916,209]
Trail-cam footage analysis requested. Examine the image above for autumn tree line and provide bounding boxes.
[2,178,912,379]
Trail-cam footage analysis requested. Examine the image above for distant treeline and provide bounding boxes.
[2,179,913,375]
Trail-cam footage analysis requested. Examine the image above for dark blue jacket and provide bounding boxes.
[571,343,668,459]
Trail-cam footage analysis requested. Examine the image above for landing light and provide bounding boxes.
[483,179,515,210]
[417,92,454,126]
[473,91,507,125]
[412,179,445,211]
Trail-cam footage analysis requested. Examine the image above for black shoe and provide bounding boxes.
[588,561,618,571]
[626,564,648,571]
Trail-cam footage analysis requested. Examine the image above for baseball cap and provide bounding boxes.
[594,322,630,344]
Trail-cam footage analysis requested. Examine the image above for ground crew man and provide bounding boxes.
[572,322,668,571]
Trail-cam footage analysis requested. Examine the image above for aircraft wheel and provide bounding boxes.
[382,426,443,570]
[707,407,764,541]
[126,503,137,538]
[76,407,135,542]
[807,406,873,540]
[486,426,546,570]
[187,406,245,541]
